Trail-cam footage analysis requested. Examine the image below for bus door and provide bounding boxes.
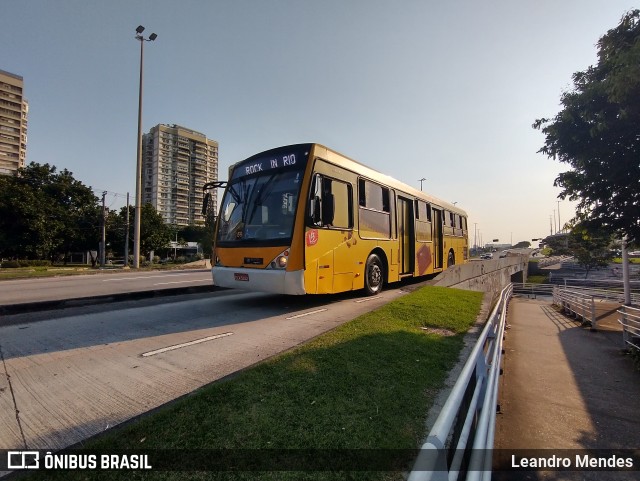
[397,197,415,275]
[307,174,355,293]
[432,208,443,269]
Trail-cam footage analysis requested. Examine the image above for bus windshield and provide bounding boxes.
[217,169,303,245]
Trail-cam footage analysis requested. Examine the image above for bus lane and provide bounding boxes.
[0,287,406,452]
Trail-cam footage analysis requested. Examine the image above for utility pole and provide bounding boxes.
[557,200,561,233]
[124,192,130,267]
[549,215,553,235]
[100,191,107,267]
[474,223,477,252]
[553,210,556,235]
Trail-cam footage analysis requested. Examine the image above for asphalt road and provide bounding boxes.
[0,285,408,452]
[0,268,213,306]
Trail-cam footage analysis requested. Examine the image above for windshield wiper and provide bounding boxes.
[246,174,278,224]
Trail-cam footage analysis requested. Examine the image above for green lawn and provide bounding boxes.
[29,286,483,481]
[0,263,201,280]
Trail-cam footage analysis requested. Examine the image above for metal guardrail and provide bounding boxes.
[408,283,513,481]
[536,255,573,268]
[512,283,554,298]
[548,279,640,303]
[552,286,597,329]
[618,305,640,351]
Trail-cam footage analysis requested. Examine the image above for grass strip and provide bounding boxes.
[33,286,483,481]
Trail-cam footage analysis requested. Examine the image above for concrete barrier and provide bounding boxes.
[432,256,528,294]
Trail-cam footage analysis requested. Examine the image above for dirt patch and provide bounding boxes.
[420,327,456,336]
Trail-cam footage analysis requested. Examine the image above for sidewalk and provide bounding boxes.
[493,296,640,480]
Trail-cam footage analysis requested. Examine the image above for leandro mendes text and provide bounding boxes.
[512,454,634,469]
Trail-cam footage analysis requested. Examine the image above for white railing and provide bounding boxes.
[618,305,640,351]
[512,283,554,298]
[552,287,597,329]
[408,283,513,481]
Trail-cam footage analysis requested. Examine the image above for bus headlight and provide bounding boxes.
[269,250,289,269]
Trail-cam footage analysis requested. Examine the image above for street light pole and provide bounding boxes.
[419,178,426,191]
[474,223,477,251]
[133,25,157,269]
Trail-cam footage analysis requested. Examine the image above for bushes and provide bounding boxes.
[1,259,52,268]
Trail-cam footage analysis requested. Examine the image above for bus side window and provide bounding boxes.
[309,175,352,229]
[321,178,335,225]
[358,178,391,238]
[358,179,366,207]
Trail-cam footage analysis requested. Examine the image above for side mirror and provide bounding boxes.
[322,193,335,225]
[202,192,210,216]
[309,196,321,225]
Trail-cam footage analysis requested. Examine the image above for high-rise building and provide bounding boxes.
[142,124,218,226]
[0,69,28,176]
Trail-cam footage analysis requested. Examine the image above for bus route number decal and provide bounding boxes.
[306,229,318,247]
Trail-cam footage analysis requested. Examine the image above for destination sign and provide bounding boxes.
[231,145,310,180]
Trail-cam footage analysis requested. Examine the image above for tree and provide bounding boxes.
[513,241,531,249]
[106,204,172,261]
[566,224,614,278]
[0,163,100,260]
[533,10,640,243]
[178,223,215,258]
[542,224,614,278]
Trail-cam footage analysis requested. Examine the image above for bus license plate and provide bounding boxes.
[234,273,249,281]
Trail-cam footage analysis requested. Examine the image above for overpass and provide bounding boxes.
[431,254,529,294]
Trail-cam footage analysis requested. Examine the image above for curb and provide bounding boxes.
[0,285,219,316]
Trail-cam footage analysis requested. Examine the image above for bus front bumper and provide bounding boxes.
[212,267,306,295]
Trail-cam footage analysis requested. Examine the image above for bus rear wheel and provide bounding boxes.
[447,251,455,267]
[364,253,384,295]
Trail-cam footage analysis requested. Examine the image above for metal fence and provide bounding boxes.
[552,287,597,328]
[549,276,640,294]
[512,282,554,298]
[408,283,513,481]
[618,305,640,351]
[556,283,640,304]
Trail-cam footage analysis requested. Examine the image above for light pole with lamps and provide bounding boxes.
[133,25,157,269]
[418,178,426,191]
[557,200,561,233]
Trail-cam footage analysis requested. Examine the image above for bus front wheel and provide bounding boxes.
[447,251,455,267]
[364,253,384,295]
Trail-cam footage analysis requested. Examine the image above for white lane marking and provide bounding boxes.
[355,296,382,303]
[153,279,211,286]
[142,332,234,357]
[286,309,328,320]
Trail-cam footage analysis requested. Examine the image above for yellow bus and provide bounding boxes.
[206,143,468,295]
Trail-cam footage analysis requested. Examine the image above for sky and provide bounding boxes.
[2,0,636,246]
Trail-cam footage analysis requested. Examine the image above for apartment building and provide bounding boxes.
[142,124,218,226]
[0,69,28,175]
